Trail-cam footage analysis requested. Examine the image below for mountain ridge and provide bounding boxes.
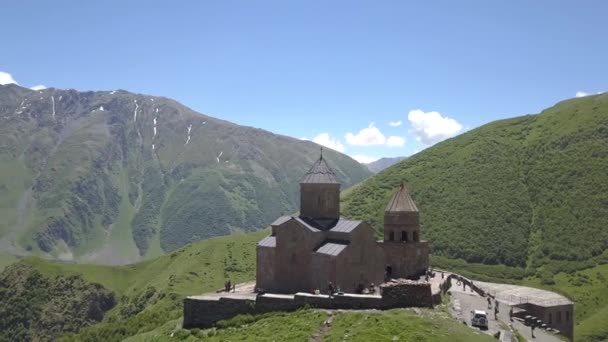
[0,84,372,264]
[364,156,407,173]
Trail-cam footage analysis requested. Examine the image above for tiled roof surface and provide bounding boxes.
[271,215,292,226]
[293,217,321,232]
[385,184,418,212]
[257,236,276,248]
[329,219,362,233]
[315,241,348,256]
[300,157,339,184]
[296,217,361,233]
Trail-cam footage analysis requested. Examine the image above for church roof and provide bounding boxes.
[293,216,322,232]
[257,236,276,248]
[296,216,361,232]
[385,183,418,213]
[271,215,292,226]
[300,154,339,184]
[315,241,348,256]
[329,219,362,233]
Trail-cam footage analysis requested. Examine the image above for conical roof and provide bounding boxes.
[385,183,418,212]
[300,153,339,184]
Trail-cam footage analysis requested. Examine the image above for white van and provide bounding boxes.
[471,310,489,329]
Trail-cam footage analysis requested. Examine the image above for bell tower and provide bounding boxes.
[299,148,341,220]
[383,183,420,243]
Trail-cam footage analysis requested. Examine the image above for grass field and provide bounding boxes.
[124,307,495,342]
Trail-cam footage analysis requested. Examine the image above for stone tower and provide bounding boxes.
[383,183,420,243]
[299,150,340,220]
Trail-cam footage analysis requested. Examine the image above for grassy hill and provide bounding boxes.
[0,230,267,341]
[343,93,608,270]
[340,93,608,341]
[1,228,607,341]
[125,308,495,342]
[0,84,371,264]
[0,230,493,342]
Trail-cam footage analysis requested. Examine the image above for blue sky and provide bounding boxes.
[1,1,606,162]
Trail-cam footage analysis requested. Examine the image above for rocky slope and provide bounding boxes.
[0,84,371,264]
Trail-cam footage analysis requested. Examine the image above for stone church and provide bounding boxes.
[256,153,430,294]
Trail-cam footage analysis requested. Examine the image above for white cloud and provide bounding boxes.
[30,85,47,90]
[351,154,379,164]
[408,109,463,145]
[300,137,309,141]
[576,91,604,97]
[345,123,386,146]
[0,71,18,85]
[386,136,406,147]
[389,120,403,127]
[312,133,345,153]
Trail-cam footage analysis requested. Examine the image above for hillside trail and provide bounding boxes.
[309,311,336,342]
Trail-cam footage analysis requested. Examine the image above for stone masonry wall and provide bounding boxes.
[183,297,256,329]
[183,280,435,329]
[381,280,434,308]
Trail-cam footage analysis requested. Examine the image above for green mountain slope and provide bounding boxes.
[342,93,608,269]
[364,156,407,173]
[1,228,607,341]
[0,84,371,263]
[0,262,115,341]
[0,230,490,342]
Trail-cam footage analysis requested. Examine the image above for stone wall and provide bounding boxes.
[300,183,340,219]
[294,292,384,310]
[381,280,434,308]
[274,220,325,293]
[183,297,256,329]
[255,246,276,291]
[382,241,430,279]
[183,281,434,329]
[520,303,574,340]
[256,294,300,312]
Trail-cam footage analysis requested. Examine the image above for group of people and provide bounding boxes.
[355,282,377,295]
[487,297,500,319]
[312,281,377,296]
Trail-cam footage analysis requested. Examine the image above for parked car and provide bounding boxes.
[471,310,489,329]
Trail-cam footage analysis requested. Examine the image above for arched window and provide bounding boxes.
[557,311,561,322]
[413,231,419,242]
[401,231,408,242]
[566,310,569,321]
[389,231,395,241]
[548,313,552,324]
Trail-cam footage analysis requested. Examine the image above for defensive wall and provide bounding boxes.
[183,279,438,329]
[184,272,573,341]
